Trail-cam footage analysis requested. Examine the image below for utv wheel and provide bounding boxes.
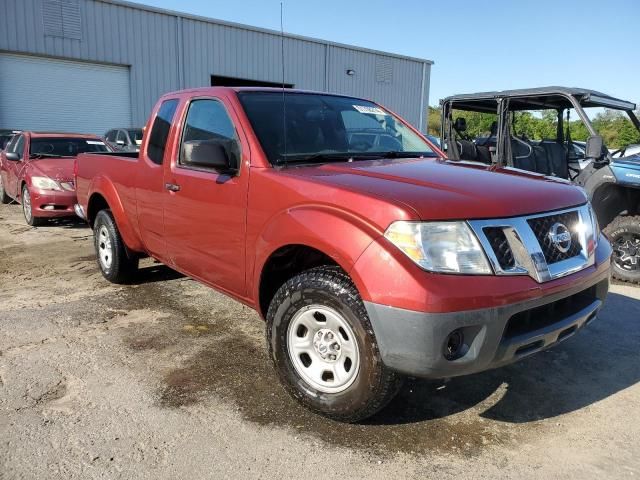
[266,266,402,423]
[22,185,45,226]
[0,175,11,204]
[93,209,138,284]
[604,215,640,284]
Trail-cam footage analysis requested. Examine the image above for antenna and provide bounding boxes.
[280,2,287,167]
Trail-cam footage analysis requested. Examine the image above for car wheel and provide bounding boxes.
[604,215,640,284]
[22,185,45,226]
[93,209,138,284]
[266,265,402,422]
[0,175,11,204]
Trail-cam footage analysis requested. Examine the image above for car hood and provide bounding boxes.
[29,158,75,181]
[284,158,587,220]
[614,154,640,170]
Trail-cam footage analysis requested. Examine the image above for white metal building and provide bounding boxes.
[0,0,432,134]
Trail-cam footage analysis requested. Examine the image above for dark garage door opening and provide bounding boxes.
[211,75,293,88]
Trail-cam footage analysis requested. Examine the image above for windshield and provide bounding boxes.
[128,129,143,145]
[578,106,640,155]
[238,92,435,165]
[30,138,109,157]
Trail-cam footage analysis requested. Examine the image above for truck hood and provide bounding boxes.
[29,158,75,181]
[284,158,587,220]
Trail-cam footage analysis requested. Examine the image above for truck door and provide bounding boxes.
[135,98,180,259]
[162,96,249,296]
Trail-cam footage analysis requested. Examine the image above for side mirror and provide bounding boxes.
[182,139,238,172]
[586,135,604,160]
[5,152,20,161]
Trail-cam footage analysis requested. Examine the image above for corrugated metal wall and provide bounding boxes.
[0,0,431,129]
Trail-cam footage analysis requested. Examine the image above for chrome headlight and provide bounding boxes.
[384,221,492,274]
[31,176,62,191]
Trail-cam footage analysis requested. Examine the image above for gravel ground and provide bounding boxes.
[0,202,639,479]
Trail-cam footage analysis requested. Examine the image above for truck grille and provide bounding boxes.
[527,211,582,264]
[468,205,596,283]
[484,227,515,269]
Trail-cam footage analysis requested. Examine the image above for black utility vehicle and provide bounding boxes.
[441,87,640,283]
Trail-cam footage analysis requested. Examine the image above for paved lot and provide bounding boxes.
[0,201,639,479]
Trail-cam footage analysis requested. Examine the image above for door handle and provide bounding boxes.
[165,182,181,192]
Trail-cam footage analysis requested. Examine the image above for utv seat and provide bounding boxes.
[456,140,478,161]
[453,116,479,161]
[539,140,569,179]
[511,137,536,172]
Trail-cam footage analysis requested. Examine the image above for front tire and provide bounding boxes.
[0,175,11,204]
[22,185,45,226]
[93,209,138,284]
[266,266,402,422]
[604,215,640,284]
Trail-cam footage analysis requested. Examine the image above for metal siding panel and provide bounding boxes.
[0,53,132,133]
[0,0,426,128]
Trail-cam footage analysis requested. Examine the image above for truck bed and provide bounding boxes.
[75,151,141,225]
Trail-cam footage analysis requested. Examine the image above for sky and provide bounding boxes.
[140,0,639,108]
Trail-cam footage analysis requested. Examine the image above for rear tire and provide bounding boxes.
[266,266,403,423]
[22,185,45,226]
[93,209,138,284]
[604,215,640,284]
[0,175,11,204]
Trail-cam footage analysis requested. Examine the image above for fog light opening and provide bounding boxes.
[444,329,465,361]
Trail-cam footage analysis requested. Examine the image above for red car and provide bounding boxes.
[0,132,109,225]
[76,88,611,422]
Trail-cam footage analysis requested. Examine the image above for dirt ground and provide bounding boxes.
[0,201,639,480]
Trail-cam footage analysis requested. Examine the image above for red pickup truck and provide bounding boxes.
[75,87,611,422]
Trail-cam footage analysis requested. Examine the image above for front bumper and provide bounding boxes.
[363,240,612,379]
[30,188,77,218]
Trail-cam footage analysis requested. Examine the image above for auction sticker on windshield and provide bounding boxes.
[353,105,387,115]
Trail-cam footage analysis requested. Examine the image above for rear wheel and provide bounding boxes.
[604,215,640,284]
[93,209,138,284]
[266,266,402,423]
[0,175,11,204]
[22,185,45,226]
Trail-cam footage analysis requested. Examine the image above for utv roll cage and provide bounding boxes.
[441,86,640,173]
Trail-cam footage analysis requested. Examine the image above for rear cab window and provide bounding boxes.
[147,99,179,165]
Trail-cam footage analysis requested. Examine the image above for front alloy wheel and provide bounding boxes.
[0,176,11,204]
[22,185,44,226]
[604,215,640,284]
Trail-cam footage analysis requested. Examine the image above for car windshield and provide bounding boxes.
[30,138,109,158]
[127,129,143,145]
[0,135,14,150]
[238,91,435,165]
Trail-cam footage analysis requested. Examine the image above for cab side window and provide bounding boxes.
[106,130,117,143]
[116,130,126,146]
[179,99,240,171]
[147,99,179,165]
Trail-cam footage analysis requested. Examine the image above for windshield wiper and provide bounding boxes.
[277,151,434,166]
[277,152,359,165]
[366,151,435,159]
[29,153,69,159]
